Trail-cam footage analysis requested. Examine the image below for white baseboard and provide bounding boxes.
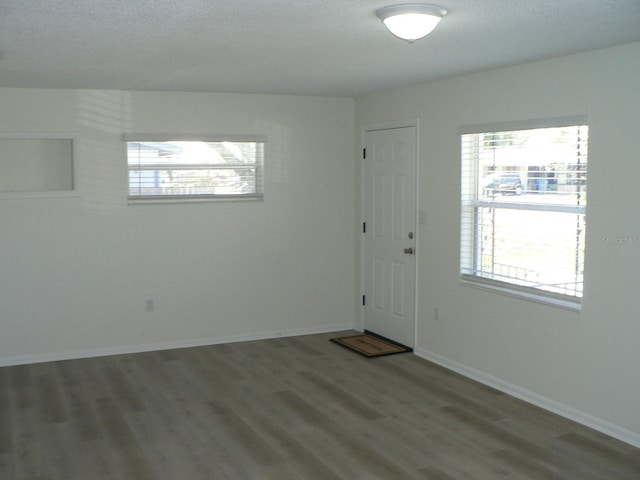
[0,322,356,368]
[414,347,640,449]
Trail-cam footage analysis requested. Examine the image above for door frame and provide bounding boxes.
[359,119,420,347]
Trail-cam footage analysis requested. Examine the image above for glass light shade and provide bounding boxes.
[376,4,447,42]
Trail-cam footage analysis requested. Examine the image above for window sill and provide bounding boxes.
[127,194,264,205]
[459,277,582,312]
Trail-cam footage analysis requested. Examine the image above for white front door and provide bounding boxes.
[363,126,417,348]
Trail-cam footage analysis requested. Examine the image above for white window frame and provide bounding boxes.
[125,134,265,204]
[458,116,588,310]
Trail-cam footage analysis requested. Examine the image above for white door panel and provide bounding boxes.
[364,126,417,348]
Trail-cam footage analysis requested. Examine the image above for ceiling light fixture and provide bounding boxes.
[376,3,447,43]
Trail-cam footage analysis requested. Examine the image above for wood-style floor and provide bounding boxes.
[1,331,639,479]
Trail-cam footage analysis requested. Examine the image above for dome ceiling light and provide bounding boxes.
[376,3,448,43]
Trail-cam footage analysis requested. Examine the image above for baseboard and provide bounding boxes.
[414,347,640,449]
[0,322,355,367]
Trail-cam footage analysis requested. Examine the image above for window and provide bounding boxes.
[126,135,265,202]
[460,118,588,306]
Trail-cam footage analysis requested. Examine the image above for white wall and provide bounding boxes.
[356,42,640,446]
[0,89,356,363]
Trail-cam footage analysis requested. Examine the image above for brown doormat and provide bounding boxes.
[330,333,411,358]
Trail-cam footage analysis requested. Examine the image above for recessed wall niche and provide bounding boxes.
[0,137,74,195]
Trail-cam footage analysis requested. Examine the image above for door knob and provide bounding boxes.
[404,247,414,255]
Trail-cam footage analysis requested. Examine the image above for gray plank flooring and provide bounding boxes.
[1,330,639,479]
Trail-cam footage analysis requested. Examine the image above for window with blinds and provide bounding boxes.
[459,119,588,306]
[126,136,264,202]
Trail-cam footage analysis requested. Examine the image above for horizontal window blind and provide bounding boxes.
[460,123,588,302]
[127,138,264,201]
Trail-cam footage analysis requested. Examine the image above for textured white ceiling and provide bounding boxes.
[1,0,639,97]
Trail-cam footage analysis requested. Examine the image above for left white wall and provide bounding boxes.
[0,88,356,364]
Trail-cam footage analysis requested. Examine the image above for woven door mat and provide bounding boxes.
[330,333,411,358]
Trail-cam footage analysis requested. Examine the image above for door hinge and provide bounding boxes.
[362,222,366,233]
[363,148,366,159]
[362,295,366,306]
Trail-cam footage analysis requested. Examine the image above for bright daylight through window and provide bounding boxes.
[460,119,588,305]
[127,137,264,202]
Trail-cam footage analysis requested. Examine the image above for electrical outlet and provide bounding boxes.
[145,299,155,312]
